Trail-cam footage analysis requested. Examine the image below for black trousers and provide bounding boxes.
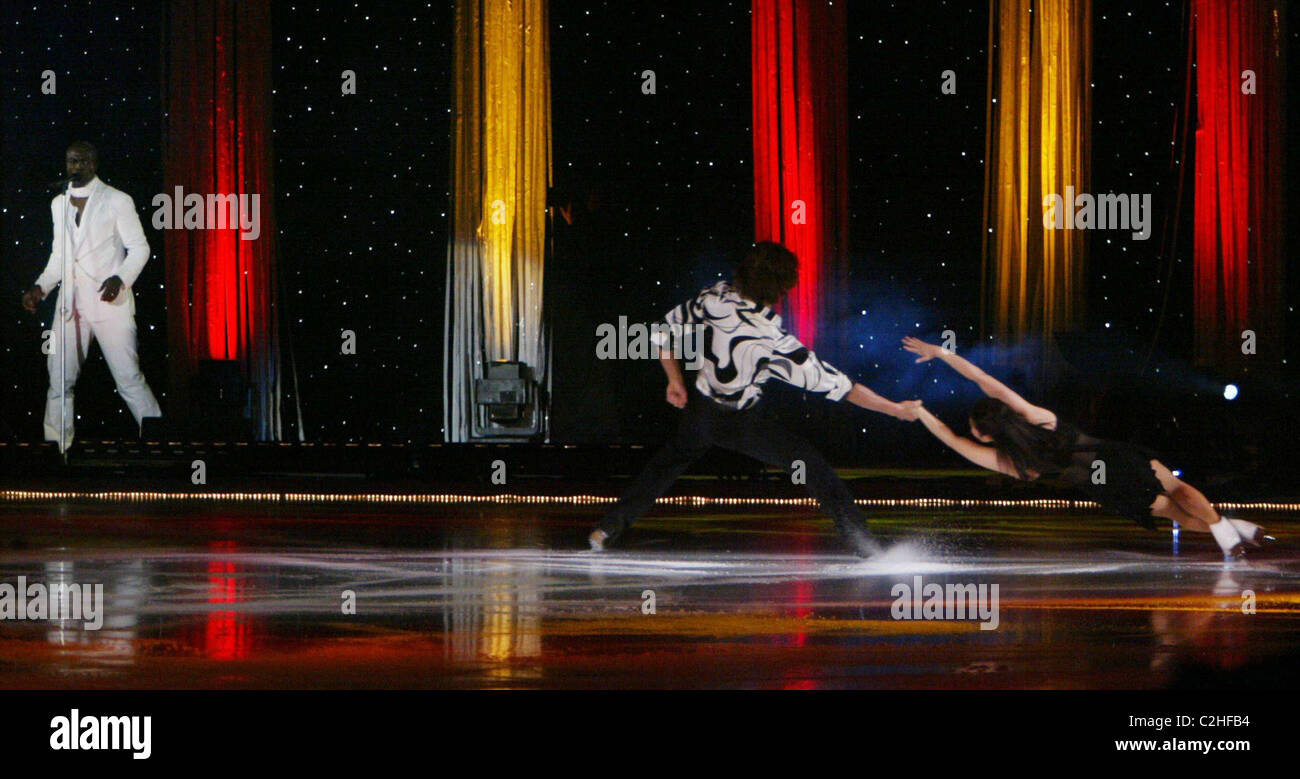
[599,388,878,553]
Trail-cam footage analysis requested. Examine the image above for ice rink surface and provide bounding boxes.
[0,500,1296,688]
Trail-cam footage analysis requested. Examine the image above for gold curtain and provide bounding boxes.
[445,0,552,441]
[983,0,1091,345]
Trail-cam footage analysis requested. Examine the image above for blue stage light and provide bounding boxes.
[1223,384,1239,401]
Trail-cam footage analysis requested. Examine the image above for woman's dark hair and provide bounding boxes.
[734,241,798,306]
[969,397,1074,480]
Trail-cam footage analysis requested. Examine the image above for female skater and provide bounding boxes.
[900,336,1271,558]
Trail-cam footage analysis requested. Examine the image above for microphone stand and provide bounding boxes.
[58,179,71,463]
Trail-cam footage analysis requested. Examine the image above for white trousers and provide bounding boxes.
[44,293,162,448]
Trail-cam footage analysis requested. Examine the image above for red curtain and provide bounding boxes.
[751,0,849,350]
[1191,0,1285,367]
[163,0,284,438]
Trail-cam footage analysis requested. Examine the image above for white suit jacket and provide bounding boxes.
[35,176,150,320]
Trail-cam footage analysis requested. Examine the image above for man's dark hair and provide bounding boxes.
[67,141,98,162]
[734,241,798,306]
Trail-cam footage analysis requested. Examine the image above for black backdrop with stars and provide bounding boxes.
[2,1,1295,482]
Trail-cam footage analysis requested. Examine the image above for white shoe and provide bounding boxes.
[1209,517,1246,559]
[1224,517,1274,548]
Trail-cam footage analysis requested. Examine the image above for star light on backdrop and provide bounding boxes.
[270,1,452,441]
[1,1,1292,453]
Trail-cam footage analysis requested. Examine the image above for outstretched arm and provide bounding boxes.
[902,336,1055,427]
[916,405,1019,477]
[760,322,919,421]
[844,383,921,421]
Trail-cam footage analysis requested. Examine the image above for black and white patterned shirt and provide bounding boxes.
[650,281,854,410]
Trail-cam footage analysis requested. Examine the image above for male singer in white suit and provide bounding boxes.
[20,141,161,449]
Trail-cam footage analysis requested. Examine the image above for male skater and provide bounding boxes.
[20,141,162,450]
[589,242,919,557]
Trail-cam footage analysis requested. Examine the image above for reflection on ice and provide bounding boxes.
[1,534,1295,688]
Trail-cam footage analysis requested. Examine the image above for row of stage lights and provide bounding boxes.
[1,491,1297,512]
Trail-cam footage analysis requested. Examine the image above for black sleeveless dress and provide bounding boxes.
[1032,420,1165,530]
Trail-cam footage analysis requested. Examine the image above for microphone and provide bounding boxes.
[47,177,74,192]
